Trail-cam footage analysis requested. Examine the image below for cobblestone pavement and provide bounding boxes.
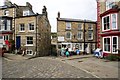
[2,57,96,78]
[55,55,119,78]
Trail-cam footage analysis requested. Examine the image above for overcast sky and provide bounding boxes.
[0,0,97,32]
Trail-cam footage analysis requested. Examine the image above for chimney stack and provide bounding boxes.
[58,12,60,18]
[26,2,32,10]
[42,6,48,17]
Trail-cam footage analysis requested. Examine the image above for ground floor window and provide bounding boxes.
[26,36,33,45]
[79,43,82,50]
[4,35,9,40]
[103,37,110,52]
[112,36,118,53]
[26,50,33,55]
[103,36,118,53]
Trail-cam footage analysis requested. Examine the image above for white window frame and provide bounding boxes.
[0,20,4,31]
[79,43,83,51]
[0,36,3,40]
[66,32,72,40]
[78,23,82,30]
[4,10,9,16]
[7,20,11,31]
[26,36,33,46]
[66,22,71,30]
[23,10,29,16]
[4,35,9,40]
[88,24,93,30]
[26,50,33,55]
[88,31,93,40]
[112,36,118,54]
[77,32,83,40]
[106,1,115,10]
[102,14,110,31]
[19,23,25,32]
[103,36,111,53]
[28,22,35,31]
[111,13,117,30]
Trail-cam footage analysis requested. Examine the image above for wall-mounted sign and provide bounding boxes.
[58,36,64,41]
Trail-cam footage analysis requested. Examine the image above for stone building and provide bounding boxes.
[0,0,51,56]
[57,12,97,54]
[97,0,120,56]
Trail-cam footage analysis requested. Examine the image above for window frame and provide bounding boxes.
[26,50,33,55]
[28,22,35,31]
[26,36,33,46]
[79,43,83,51]
[66,22,71,30]
[103,36,111,53]
[78,23,82,30]
[0,36,3,40]
[23,10,29,16]
[88,24,93,30]
[19,23,25,32]
[77,32,83,40]
[66,32,72,40]
[88,31,93,40]
[106,1,115,10]
[111,13,117,30]
[4,35,9,40]
[102,14,110,31]
[4,10,9,16]
[112,36,118,54]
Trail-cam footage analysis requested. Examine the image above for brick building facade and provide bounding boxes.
[97,0,120,56]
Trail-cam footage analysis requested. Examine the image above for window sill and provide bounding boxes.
[28,30,35,32]
[25,45,34,46]
[65,29,71,31]
[19,31,25,32]
[77,38,83,40]
[88,39,93,40]
[103,51,111,53]
[102,29,111,32]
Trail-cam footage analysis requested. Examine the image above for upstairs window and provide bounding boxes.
[4,10,9,16]
[28,22,34,31]
[78,23,82,30]
[102,14,117,31]
[88,24,93,30]
[66,32,71,39]
[102,15,110,31]
[19,24,25,31]
[88,31,93,40]
[106,1,115,10]
[66,22,71,30]
[23,10,29,16]
[0,19,11,31]
[77,32,83,40]
[7,20,11,30]
[112,14,117,29]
